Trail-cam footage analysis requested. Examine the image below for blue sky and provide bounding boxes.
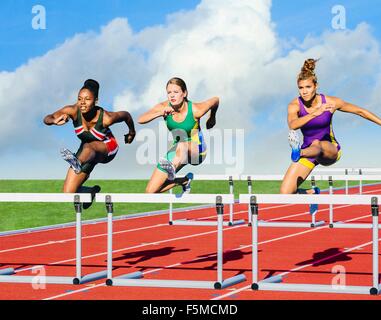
[1,0,381,178]
[0,0,201,70]
[1,0,380,71]
[272,0,381,39]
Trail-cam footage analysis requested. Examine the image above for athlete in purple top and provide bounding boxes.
[280,59,381,204]
[297,93,341,168]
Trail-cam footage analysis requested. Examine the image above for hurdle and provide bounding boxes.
[241,175,325,228]
[96,193,247,289]
[240,193,381,295]
[314,168,360,195]
[322,175,381,229]
[357,169,381,195]
[0,193,107,285]
[168,175,245,226]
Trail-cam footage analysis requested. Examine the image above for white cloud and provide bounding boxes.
[1,0,381,178]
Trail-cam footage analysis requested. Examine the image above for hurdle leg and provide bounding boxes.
[251,196,259,289]
[329,177,334,227]
[345,169,349,194]
[106,196,114,285]
[74,196,82,283]
[216,198,224,287]
[227,177,245,227]
[370,198,380,295]
[228,176,234,225]
[73,195,108,285]
[248,176,252,226]
[104,195,142,286]
[214,196,246,289]
[169,189,173,225]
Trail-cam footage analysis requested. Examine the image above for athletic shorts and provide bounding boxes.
[298,142,342,170]
[76,138,119,175]
[157,140,207,174]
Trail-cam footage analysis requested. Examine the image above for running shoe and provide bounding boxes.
[309,187,320,215]
[159,158,176,181]
[288,130,301,162]
[61,148,82,174]
[182,173,194,194]
[83,185,101,210]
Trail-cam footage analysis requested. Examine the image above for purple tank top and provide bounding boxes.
[298,94,340,149]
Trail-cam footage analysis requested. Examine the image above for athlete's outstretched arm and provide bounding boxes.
[193,97,219,129]
[105,111,136,144]
[138,102,173,124]
[333,97,381,126]
[43,105,76,126]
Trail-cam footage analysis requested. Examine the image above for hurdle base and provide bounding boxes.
[330,222,373,229]
[258,221,325,228]
[73,270,108,285]
[260,275,283,284]
[252,275,283,291]
[170,219,245,227]
[311,221,325,228]
[111,278,216,289]
[370,287,380,295]
[228,220,246,226]
[0,268,15,276]
[106,271,143,286]
[214,274,247,289]
[257,282,375,295]
[107,272,245,289]
[0,275,75,284]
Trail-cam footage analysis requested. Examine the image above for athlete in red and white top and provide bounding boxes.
[44,79,135,200]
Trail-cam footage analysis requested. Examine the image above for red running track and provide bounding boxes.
[1,184,381,300]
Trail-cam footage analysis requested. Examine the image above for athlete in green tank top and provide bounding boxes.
[138,77,219,194]
[163,100,207,169]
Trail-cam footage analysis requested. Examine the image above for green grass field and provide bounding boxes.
[0,179,368,232]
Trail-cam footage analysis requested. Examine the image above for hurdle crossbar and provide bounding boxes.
[242,174,381,227]
[240,174,381,183]
[97,193,246,289]
[168,175,245,227]
[0,193,107,285]
[241,194,381,295]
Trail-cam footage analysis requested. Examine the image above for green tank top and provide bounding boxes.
[165,101,200,143]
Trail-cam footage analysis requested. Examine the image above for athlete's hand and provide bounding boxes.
[163,106,175,117]
[124,131,136,144]
[326,103,338,114]
[206,116,216,129]
[311,103,334,117]
[54,114,69,126]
